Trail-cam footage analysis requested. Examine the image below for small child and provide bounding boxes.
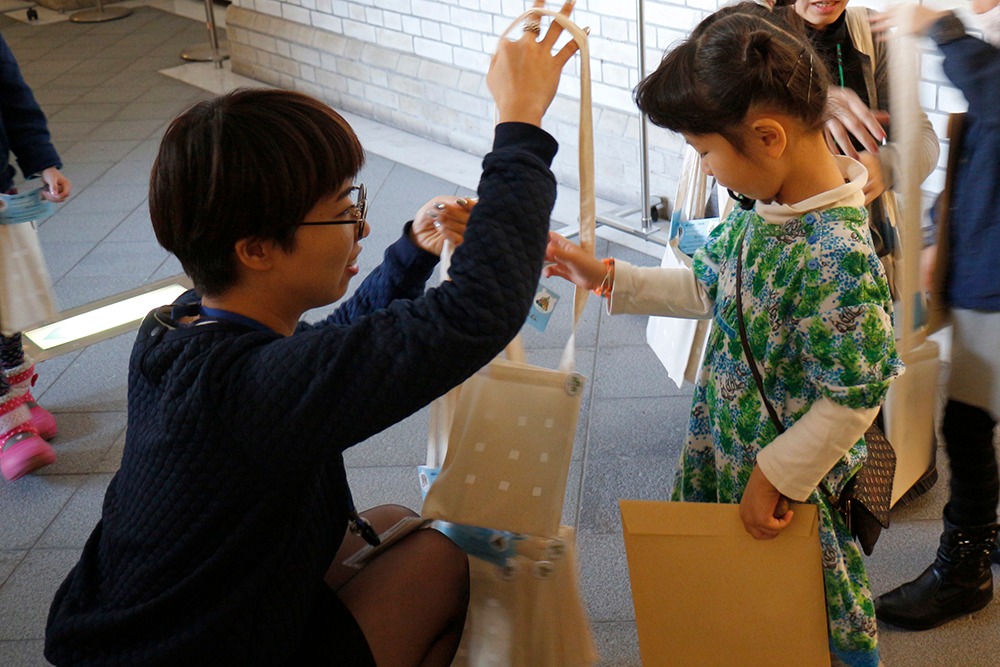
[545,10,900,667]
[0,32,72,481]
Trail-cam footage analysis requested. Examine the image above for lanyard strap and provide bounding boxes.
[197,305,275,333]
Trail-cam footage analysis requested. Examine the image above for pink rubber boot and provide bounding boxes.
[4,361,56,440]
[0,381,56,481]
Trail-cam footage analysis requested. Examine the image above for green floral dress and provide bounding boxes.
[672,204,902,667]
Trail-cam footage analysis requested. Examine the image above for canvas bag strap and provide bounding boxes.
[735,228,785,435]
[499,9,595,373]
[428,12,593,465]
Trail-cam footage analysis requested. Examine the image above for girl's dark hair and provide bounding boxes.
[634,3,830,151]
[149,88,365,295]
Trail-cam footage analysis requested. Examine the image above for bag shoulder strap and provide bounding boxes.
[735,229,785,435]
[501,10,594,373]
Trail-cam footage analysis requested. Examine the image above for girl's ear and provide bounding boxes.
[233,237,277,273]
[750,118,787,159]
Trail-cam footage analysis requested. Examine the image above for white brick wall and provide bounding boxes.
[228,0,974,208]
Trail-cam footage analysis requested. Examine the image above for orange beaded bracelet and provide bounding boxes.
[592,258,614,298]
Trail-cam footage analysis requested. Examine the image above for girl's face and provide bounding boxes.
[683,132,780,203]
[794,0,848,30]
[275,180,370,310]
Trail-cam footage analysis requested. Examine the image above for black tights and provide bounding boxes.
[327,505,470,667]
[0,333,24,397]
[943,399,999,526]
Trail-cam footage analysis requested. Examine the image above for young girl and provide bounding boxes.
[545,11,900,667]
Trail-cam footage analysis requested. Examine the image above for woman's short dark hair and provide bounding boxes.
[634,5,830,152]
[149,88,365,295]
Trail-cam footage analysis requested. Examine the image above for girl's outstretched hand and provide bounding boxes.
[410,196,476,256]
[739,464,794,540]
[544,231,606,290]
[486,1,581,127]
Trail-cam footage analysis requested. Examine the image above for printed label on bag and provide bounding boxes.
[526,285,559,332]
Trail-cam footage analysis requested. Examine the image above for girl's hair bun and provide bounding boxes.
[743,29,774,66]
[634,5,831,146]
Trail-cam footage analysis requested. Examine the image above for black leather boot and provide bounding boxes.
[875,516,998,630]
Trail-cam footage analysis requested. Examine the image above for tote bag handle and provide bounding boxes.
[426,9,594,470]
[498,8,595,372]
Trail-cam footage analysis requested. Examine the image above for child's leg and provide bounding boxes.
[329,506,470,667]
[0,334,56,480]
[0,333,57,439]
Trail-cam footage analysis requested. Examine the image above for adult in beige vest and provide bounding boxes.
[777,0,940,296]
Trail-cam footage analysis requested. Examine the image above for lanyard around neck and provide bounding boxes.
[197,305,275,333]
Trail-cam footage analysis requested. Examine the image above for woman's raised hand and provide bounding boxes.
[486,1,582,127]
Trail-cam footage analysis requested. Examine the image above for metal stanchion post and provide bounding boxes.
[635,0,655,235]
[566,0,668,246]
[69,0,132,23]
[180,0,230,67]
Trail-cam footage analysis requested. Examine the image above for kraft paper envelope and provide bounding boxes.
[620,500,830,667]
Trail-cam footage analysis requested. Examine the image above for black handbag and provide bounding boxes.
[735,230,894,556]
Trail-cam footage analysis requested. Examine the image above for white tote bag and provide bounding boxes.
[0,186,58,336]
[420,9,598,666]
[421,5,596,535]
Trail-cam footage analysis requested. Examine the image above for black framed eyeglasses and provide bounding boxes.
[299,183,367,239]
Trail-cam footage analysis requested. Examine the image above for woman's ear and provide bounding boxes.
[750,118,788,159]
[233,237,277,273]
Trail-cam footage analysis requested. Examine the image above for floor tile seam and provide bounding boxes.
[51,162,117,202]
[35,408,128,416]
[571,342,601,525]
[591,389,694,401]
[151,255,179,278]
[31,360,85,405]
[100,199,153,248]
[46,199,153,283]
[343,462,425,471]
[0,550,28,589]
[30,478,113,552]
[12,482,88,570]
[105,96,173,128]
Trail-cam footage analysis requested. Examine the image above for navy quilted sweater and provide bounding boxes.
[45,123,558,666]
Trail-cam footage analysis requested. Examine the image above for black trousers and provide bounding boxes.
[943,399,1000,526]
